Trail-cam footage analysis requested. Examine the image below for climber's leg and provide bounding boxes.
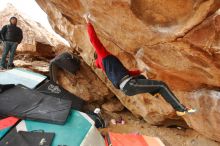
[122,77,186,112]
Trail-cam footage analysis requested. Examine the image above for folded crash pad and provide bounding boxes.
[0,129,54,146]
[0,68,47,89]
[15,110,105,146]
[0,117,19,139]
[0,85,72,124]
[36,80,85,110]
[106,132,165,146]
[49,52,80,82]
[19,131,54,146]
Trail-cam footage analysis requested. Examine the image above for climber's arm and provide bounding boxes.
[83,12,110,58]
[87,23,104,50]
[87,23,110,58]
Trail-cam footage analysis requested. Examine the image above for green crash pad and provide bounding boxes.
[16,110,93,146]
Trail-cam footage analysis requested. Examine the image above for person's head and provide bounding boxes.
[9,17,17,25]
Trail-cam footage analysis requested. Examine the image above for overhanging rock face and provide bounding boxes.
[36,0,220,142]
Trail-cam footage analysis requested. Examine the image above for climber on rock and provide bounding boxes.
[83,13,196,116]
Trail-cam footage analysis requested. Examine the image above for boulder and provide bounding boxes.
[102,98,125,112]
[56,61,113,102]
[36,0,220,142]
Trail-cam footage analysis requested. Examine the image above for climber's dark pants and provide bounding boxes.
[122,75,186,112]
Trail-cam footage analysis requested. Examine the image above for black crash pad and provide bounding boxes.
[0,85,72,124]
[0,128,54,146]
[36,80,85,110]
[0,84,15,93]
[49,52,80,82]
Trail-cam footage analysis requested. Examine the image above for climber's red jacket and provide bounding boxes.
[87,23,141,77]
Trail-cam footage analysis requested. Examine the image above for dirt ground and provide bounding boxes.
[100,110,220,146]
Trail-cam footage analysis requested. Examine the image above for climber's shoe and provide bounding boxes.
[186,108,197,114]
[176,108,197,116]
[176,110,186,116]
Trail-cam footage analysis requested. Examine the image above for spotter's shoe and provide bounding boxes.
[7,64,15,69]
[0,66,7,71]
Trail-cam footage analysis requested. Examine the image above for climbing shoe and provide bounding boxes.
[186,108,197,114]
[176,108,197,116]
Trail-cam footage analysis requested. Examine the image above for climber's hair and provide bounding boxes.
[94,52,97,59]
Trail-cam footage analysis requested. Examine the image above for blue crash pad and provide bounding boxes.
[0,68,47,89]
